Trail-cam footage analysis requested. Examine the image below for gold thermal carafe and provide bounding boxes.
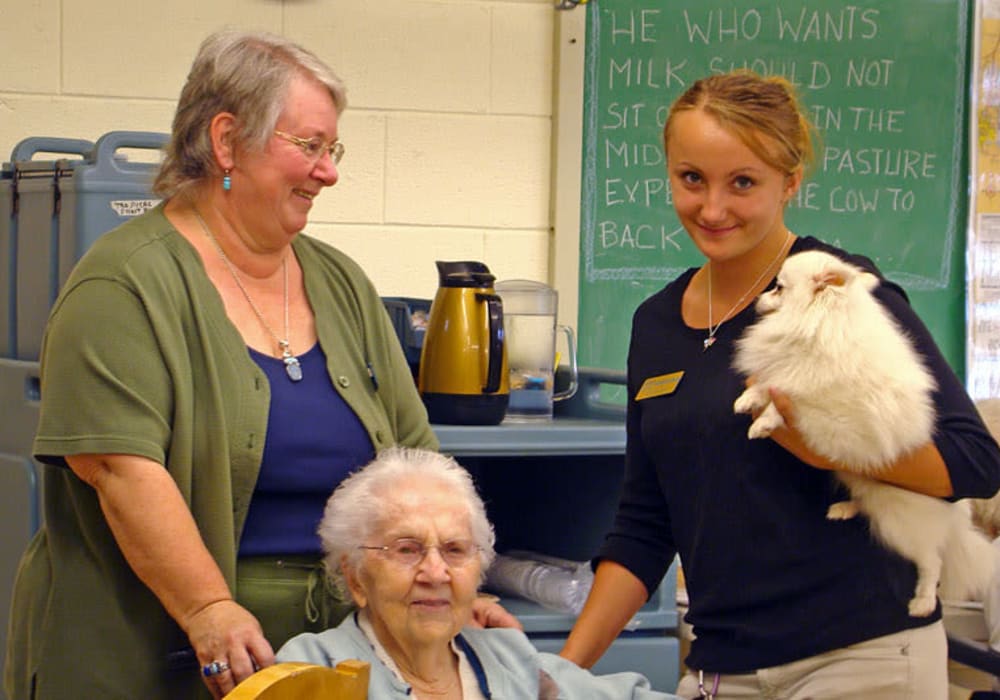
[418,261,509,425]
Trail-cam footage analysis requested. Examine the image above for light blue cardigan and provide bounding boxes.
[277,612,678,699]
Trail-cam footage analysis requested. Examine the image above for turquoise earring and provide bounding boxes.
[222,169,232,192]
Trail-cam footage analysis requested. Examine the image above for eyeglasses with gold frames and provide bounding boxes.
[274,130,345,164]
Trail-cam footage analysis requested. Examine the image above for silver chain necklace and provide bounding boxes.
[704,230,792,351]
[191,208,303,381]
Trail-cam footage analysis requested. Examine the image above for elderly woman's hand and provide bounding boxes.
[184,599,276,698]
[469,594,523,630]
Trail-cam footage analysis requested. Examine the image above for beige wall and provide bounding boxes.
[0,0,559,300]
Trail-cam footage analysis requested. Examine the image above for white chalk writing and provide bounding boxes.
[584,0,959,291]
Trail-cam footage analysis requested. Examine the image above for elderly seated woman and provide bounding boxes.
[277,447,677,699]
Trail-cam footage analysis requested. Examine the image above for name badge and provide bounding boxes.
[635,371,684,401]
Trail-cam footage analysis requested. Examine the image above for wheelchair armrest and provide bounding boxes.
[948,633,1000,676]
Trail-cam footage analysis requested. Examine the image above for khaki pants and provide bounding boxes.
[236,555,355,651]
[676,621,947,699]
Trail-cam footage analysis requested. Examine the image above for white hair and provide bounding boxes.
[318,447,496,597]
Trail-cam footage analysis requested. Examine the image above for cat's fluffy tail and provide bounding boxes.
[939,508,997,602]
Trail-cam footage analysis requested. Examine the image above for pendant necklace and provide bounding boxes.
[192,208,303,381]
[403,669,460,698]
[704,231,792,351]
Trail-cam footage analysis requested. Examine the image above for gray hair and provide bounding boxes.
[319,447,496,598]
[153,28,347,198]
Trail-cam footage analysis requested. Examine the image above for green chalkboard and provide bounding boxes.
[578,0,970,378]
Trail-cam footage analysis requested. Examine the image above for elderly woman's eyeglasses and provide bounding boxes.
[274,130,345,164]
[358,538,481,568]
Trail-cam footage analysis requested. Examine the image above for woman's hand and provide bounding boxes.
[469,594,523,630]
[66,453,280,696]
[756,387,838,471]
[756,385,953,498]
[560,560,647,669]
[185,599,275,698]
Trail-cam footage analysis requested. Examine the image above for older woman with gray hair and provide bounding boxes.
[277,447,678,699]
[4,29,496,700]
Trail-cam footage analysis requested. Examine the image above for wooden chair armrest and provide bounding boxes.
[223,660,370,699]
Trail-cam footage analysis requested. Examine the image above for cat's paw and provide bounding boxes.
[746,403,784,439]
[747,418,774,439]
[733,387,767,415]
[826,501,860,520]
[908,595,936,617]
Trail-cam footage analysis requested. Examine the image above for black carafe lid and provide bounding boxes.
[435,261,496,288]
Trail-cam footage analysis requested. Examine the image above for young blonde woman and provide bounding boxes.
[560,71,1000,699]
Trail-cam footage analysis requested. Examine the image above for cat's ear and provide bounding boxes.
[812,269,846,294]
[857,271,879,292]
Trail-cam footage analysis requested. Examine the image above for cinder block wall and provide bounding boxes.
[0,0,555,298]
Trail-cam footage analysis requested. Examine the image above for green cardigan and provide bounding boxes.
[4,204,438,699]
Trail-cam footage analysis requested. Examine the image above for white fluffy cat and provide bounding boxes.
[732,249,994,616]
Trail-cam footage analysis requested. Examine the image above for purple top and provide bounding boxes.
[240,342,374,555]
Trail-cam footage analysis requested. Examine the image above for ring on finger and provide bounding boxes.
[202,660,230,678]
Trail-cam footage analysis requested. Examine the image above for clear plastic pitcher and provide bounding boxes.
[495,279,577,421]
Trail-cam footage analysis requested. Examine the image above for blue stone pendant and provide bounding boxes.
[283,355,303,382]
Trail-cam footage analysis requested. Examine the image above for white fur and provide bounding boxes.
[732,250,994,616]
[968,398,1000,538]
